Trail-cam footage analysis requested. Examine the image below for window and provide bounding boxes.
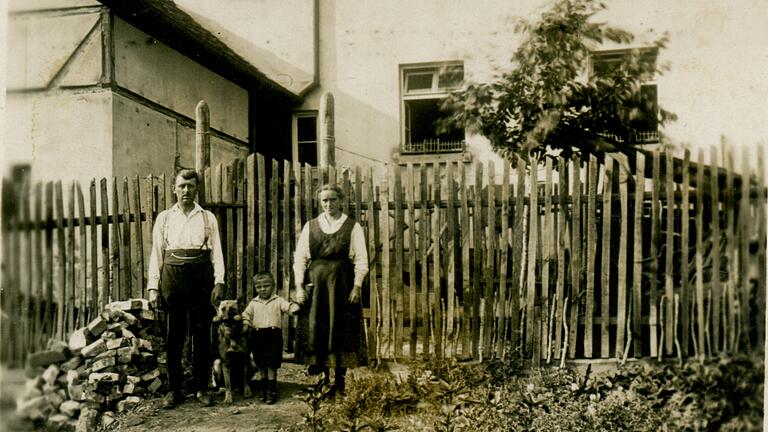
[400,62,465,154]
[292,112,318,166]
[591,48,659,144]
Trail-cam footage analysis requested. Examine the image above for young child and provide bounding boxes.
[242,272,300,404]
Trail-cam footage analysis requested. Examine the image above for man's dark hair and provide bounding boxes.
[175,169,199,185]
[252,271,275,286]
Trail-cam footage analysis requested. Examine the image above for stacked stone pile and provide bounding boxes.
[15,299,166,431]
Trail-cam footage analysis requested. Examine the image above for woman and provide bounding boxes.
[293,184,369,395]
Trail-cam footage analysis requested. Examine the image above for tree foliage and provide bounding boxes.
[439,0,676,161]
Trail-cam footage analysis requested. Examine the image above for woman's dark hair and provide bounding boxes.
[316,184,343,199]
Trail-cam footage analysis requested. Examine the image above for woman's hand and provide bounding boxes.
[348,285,361,304]
[294,285,307,304]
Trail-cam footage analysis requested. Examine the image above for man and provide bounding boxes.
[147,169,225,408]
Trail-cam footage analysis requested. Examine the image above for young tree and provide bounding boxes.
[439,0,676,161]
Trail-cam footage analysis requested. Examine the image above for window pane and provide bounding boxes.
[406,72,434,91]
[438,65,464,89]
[405,98,464,145]
[298,142,317,166]
[297,116,317,142]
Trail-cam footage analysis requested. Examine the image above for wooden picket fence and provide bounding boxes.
[2,148,766,366]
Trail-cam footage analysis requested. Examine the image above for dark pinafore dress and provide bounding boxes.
[295,216,367,368]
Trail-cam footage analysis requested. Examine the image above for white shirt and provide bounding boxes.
[242,294,299,329]
[293,213,369,287]
[146,202,225,291]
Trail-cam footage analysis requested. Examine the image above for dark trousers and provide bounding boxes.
[161,261,214,394]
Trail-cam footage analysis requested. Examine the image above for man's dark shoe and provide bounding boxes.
[196,391,213,407]
[161,391,182,409]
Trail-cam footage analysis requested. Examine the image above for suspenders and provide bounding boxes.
[161,207,211,251]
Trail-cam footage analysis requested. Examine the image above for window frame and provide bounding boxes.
[291,110,319,166]
[399,61,465,153]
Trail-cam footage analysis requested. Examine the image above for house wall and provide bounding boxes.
[189,0,768,176]
[112,17,250,143]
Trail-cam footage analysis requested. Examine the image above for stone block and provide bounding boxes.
[15,395,49,420]
[27,350,67,368]
[106,387,123,403]
[91,355,116,372]
[136,338,153,352]
[106,338,128,350]
[138,309,155,321]
[47,340,70,356]
[44,391,64,409]
[49,413,70,427]
[68,328,90,353]
[81,339,106,358]
[122,382,136,395]
[121,328,137,340]
[88,372,120,384]
[156,352,167,364]
[101,330,118,340]
[122,312,138,326]
[68,384,85,401]
[116,396,143,412]
[60,356,82,373]
[66,370,80,386]
[148,377,163,393]
[87,316,108,338]
[59,400,81,417]
[101,411,116,428]
[75,407,99,432]
[126,375,141,385]
[140,369,160,381]
[41,364,60,387]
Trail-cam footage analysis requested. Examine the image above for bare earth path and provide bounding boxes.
[113,363,313,432]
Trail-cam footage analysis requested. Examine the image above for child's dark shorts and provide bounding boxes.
[250,327,283,368]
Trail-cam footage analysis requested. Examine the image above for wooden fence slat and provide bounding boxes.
[257,154,267,272]
[554,157,568,360]
[510,157,526,359]
[568,157,581,359]
[237,160,246,300]
[55,181,66,339]
[724,148,736,351]
[224,164,234,296]
[446,162,457,357]
[270,159,279,284]
[393,167,404,358]
[664,153,675,355]
[421,166,431,357]
[143,176,155,306]
[497,161,510,359]
[304,164,313,223]
[355,167,363,224]
[122,178,133,300]
[407,164,418,358]
[632,154,645,357]
[680,150,691,356]
[757,146,766,347]
[738,149,751,350]
[584,156,598,358]
[44,182,54,341]
[542,158,554,361]
[709,147,721,353]
[695,150,706,358]
[21,180,33,356]
[366,169,380,360]
[110,178,121,302]
[282,160,292,345]
[100,179,110,307]
[67,182,76,334]
[381,169,392,358]
[649,151,661,357]
[77,182,87,328]
[89,180,98,318]
[615,157,629,359]
[132,176,144,298]
[9,181,22,362]
[432,164,444,358]
[33,182,44,350]
[459,163,471,358]
[342,168,350,215]
[484,161,496,359]
[525,159,540,364]
[246,155,256,300]
[601,157,614,358]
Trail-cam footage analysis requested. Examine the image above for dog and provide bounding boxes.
[212,300,256,404]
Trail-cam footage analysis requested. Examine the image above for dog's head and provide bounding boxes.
[213,299,242,323]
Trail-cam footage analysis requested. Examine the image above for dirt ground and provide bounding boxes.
[109,362,314,432]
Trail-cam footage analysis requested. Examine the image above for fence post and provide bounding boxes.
[319,92,335,168]
[196,100,211,203]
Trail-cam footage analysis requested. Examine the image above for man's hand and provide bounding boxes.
[294,285,307,304]
[348,285,361,304]
[148,289,159,308]
[211,283,225,306]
